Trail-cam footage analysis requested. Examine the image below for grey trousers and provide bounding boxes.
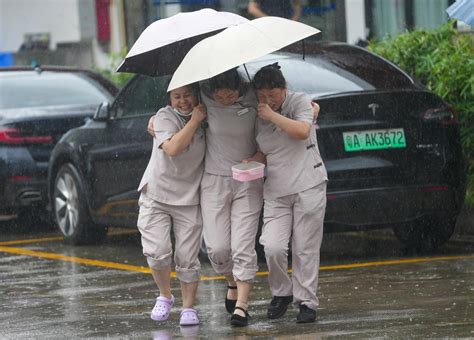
[259,182,327,310]
[201,173,263,281]
[137,192,202,283]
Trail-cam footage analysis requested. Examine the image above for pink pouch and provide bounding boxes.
[232,161,265,182]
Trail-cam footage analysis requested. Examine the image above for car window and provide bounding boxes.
[242,56,373,98]
[313,45,414,90]
[0,72,113,110]
[242,49,414,99]
[113,75,170,119]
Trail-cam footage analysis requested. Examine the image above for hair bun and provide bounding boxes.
[271,62,281,70]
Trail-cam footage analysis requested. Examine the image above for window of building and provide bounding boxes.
[367,0,453,40]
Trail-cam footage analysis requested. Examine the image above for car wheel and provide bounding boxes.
[53,163,107,245]
[392,215,456,253]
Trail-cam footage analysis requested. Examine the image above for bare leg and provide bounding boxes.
[234,280,251,316]
[226,275,238,300]
[151,266,172,298]
[181,281,199,308]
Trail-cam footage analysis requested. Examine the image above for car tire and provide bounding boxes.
[392,214,456,253]
[53,163,107,245]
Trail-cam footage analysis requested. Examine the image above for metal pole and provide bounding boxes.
[159,0,166,19]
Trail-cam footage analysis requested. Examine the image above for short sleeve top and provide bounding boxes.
[256,91,328,199]
[201,87,258,176]
[138,105,206,205]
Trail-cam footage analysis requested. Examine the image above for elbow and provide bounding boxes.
[297,127,311,140]
[166,149,180,157]
[162,145,180,157]
[302,131,311,140]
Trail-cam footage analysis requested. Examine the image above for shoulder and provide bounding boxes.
[242,86,258,106]
[156,106,178,122]
[157,105,172,115]
[283,91,312,122]
[286,91,312,110]
[200,81,213,98]
[287,91,310,104]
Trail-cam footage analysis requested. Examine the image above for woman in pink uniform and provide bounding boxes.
[137,83,207,326]
[254,63,327,324]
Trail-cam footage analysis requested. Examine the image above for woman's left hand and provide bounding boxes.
[311,101,320,123]
[242,151,266,165]
[257,103,276,122]
[147,116,155,137]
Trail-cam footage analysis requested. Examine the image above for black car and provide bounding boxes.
[48,43,467,251]
[0,66,118,224]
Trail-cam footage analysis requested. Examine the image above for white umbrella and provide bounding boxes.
[168,16,320,91]
[116,8,248,76]
[446,0,474,26]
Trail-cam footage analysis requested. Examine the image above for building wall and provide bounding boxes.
[345,0,366,44]
[0,0,96,52]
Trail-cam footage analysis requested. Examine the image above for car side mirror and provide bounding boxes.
[93,102,111,121]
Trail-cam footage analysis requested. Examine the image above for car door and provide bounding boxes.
[86,75,169,227]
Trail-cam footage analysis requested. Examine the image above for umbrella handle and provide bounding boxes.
[303,39,306,61]
[243,64,259,103]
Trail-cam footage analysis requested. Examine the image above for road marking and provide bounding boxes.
[1,245,473,280]
[0,246,151,273]
[318,255,474,270]
[0,229,138,246]
[0,236,64,246]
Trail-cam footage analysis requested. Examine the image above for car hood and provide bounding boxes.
[0,104,99,124]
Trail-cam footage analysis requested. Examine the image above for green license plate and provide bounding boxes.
[343,128,407,152]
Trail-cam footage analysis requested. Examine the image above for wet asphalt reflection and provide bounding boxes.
[1,221,473,338]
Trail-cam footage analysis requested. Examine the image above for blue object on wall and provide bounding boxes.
[153,0,218,5]
[0,53,14,66]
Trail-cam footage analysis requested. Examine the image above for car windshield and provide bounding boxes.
[0,71,112,110]
[242,51,413,98]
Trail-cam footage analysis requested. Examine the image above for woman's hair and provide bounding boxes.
[253,63,286,90]
[208,68,242,93]
[167,81,200,99]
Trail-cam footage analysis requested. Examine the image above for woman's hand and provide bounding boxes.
[257,103,277,122]
[190,104,207,123]
[243,151,266,165]
[147,116,156,137]
[311,101,320,123]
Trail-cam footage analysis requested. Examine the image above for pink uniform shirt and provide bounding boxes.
[138,105,206,205]
[256,91,328,199]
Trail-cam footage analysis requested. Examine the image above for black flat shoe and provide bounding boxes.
[296,304,316,323]
[267,295,293,319]
[225,285,237,314]
[230,306,250,327]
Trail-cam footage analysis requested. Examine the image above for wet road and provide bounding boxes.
[1,221,473,338]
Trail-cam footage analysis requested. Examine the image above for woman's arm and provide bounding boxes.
[291,0,302,21]
[147,115,156,137]
[257,103,310,140]
[312,101,320,122]
[161,104,207,156]
[248,0,267,18]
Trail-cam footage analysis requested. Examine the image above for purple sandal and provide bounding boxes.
[179,308,199,326]
[150,295,175,321]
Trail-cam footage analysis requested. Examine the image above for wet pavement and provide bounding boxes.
[1,221,474,338]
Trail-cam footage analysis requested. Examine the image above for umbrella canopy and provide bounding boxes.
[168,16,320,91]
[116,8,248,77]
[446,0,474,26]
